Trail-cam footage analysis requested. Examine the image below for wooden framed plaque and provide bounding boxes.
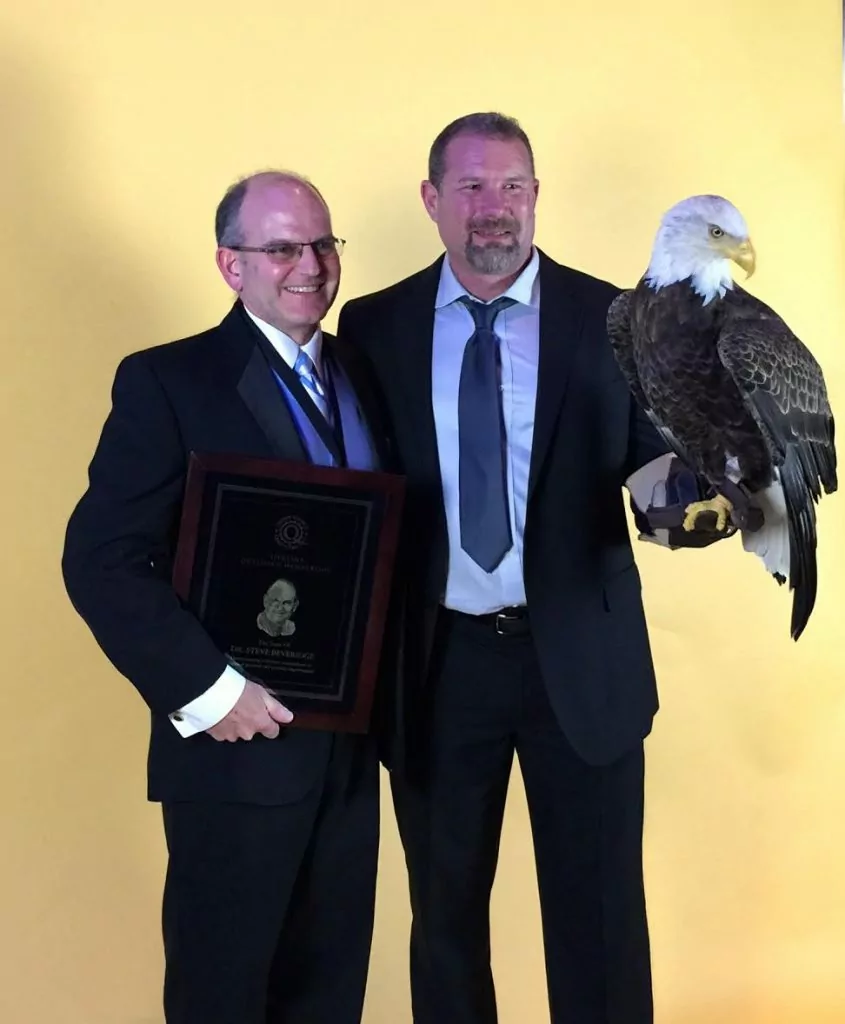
[172,451,405,733]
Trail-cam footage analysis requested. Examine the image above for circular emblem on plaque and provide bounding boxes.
[274,515,308,550]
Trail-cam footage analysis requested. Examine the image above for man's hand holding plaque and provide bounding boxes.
[206,680,294,742]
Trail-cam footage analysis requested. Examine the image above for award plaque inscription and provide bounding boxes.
[172,452,405,732]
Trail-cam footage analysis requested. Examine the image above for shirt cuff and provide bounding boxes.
[625,453,675,514]
[168,664,246,738]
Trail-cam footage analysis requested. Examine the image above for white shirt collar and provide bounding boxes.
[435,246,540,310]
[243,305,324,373]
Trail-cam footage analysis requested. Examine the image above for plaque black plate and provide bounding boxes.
[172,451,405,732]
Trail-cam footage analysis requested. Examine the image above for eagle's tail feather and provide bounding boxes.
[811,436,837,496]
[780,447,820,641]
[741,446,826,640]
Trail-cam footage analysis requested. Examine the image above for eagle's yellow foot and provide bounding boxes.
[682,493,734,532]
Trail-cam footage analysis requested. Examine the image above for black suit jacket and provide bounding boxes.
[62,301,390,804]
[336,249,670,769]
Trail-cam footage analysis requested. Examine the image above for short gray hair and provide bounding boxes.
[214,170,327,247]
[427,112,535,190]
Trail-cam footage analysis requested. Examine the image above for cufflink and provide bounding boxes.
[170,712,184,722]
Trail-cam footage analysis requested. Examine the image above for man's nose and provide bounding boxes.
[475,188,506,217]
[297,243,322,274]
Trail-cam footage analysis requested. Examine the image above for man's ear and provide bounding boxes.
[216,246,243,293]
[420,180,439,223]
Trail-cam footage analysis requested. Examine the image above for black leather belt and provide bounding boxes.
[446,604,529,636]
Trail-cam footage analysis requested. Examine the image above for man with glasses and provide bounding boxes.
[62,170,387,1024]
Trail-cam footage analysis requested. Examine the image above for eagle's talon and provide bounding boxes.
[682,494,734,532]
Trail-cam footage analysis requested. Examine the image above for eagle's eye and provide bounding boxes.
[709,225,724,239]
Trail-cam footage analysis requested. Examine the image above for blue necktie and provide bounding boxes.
[457,294,517,572]
[294,350,333,425]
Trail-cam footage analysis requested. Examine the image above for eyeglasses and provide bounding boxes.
[226,236,345,263]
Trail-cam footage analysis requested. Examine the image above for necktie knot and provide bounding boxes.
[458,294,517,334]
[294,349,319,384]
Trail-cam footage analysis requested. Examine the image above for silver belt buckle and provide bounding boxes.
[495,611,510,635]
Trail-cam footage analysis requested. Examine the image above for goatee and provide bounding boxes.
[465,216,522,275]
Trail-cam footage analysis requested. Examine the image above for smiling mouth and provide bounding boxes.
[284,284,323,294]
[471,229,512,240]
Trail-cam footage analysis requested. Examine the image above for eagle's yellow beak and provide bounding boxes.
[729,238,756,278]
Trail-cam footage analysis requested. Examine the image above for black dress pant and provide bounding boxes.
[391,610,652,1024]
[160,733,380,1024]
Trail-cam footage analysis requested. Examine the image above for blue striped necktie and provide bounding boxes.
[294,350,332,425]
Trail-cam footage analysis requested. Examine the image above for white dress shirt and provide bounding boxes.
[169,308,322,737]
[433,248,540,615]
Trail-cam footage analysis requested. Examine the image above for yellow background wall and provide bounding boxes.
[2,1,844,1021]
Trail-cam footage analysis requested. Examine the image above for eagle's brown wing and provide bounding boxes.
[606,287,695,466]
[717,291,837,638]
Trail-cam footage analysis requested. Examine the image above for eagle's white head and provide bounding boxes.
[644,194,756,305]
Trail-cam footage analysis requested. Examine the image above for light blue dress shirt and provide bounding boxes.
[433,247,541,615]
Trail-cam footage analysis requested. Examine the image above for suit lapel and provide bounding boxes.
[235,343,307,460]
[391,261,443,488]
[234,303,346,465]
[527,251,585,500]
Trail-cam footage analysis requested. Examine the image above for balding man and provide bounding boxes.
[62,171,390,1024]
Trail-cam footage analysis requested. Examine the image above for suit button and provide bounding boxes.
[170,712,184,722]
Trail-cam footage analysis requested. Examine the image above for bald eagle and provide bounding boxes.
[607,194,837,640]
